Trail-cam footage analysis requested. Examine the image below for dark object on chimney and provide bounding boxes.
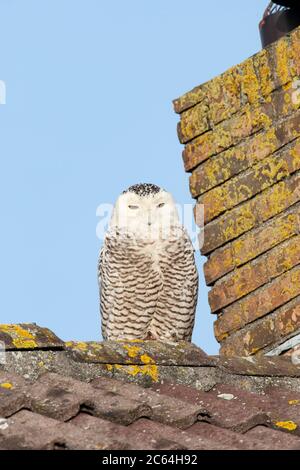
[259,2,300,48]
[273,1,300,7]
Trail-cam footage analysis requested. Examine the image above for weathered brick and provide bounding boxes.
[291,27,300,77]
[183,81,300,169]
[209,258,267,315]
[253,48,275,98]
[204,246,234,287]
[207,67,241,125]
[183,105,259,167]
[182,97,271,150]
[204,205,300,285]
[267,35,293,89]
[175,26,300,357]
[218,296,300,356]
[174,65,242,121]
[183,131,216,171]
[271,80,300,118]
[177,100,210,144]
[239,57,260,105]
[253,29,300,97]
[173,84,207,114]
[199,138,300,224]
[209,235,300,313]
[190,111,300,198]
[214,265,300,343]
[200,170,300,255]
[174,28,299,115]
[183,109,248,168]
[173,67,242,119]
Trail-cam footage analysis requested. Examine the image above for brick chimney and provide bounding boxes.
[174,26,300,357]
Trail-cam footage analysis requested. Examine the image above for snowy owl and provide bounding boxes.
[98,183,198,342]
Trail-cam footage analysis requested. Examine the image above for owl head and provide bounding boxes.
[109,183,180,240]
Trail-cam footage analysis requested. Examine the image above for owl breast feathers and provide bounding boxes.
[98,183,198,342]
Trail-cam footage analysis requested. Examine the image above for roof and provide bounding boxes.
[1,323,300,450]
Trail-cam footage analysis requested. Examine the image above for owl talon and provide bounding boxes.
[145,331,159,340]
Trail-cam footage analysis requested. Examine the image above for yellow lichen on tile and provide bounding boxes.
[0,324,38,349]
[13,339,37,349]
[119,347,158,380]
[125,339,144,343]
[140,353,154,364]
[288,399,300,406]
[123,344,141,358]
[275,420,298,431]
[69,341,89,352]
[125,364,159,382]
[105,361,159,382]
[0,382,13,390]
[90,342,103,350]
[0,324,34,338]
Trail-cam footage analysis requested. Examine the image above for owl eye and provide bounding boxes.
[128,205,139,210]
[157,203,165,208]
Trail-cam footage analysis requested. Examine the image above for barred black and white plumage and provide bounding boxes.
[98,184,198,342]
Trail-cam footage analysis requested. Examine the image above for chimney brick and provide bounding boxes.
[175,26,300,356]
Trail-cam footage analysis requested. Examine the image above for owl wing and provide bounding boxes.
[150,227,198,342]
[98,232,162,340]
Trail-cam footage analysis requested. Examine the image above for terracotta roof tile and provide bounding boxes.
[0,410,125,450]
[264,387,300,434]
[28,372,151,424]
[219,356,300,377]
[0,371,30,417]
[92,376,206,429]
[0,323,64,350]
[245,425,300,450]
[71,414,184,450]
[127,418,239,450]
[1,324,300,449]
[66,339,214,366]
[186,422,275,450]
[150,382,270,432]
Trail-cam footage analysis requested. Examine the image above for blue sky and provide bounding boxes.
[0,0,267,353]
